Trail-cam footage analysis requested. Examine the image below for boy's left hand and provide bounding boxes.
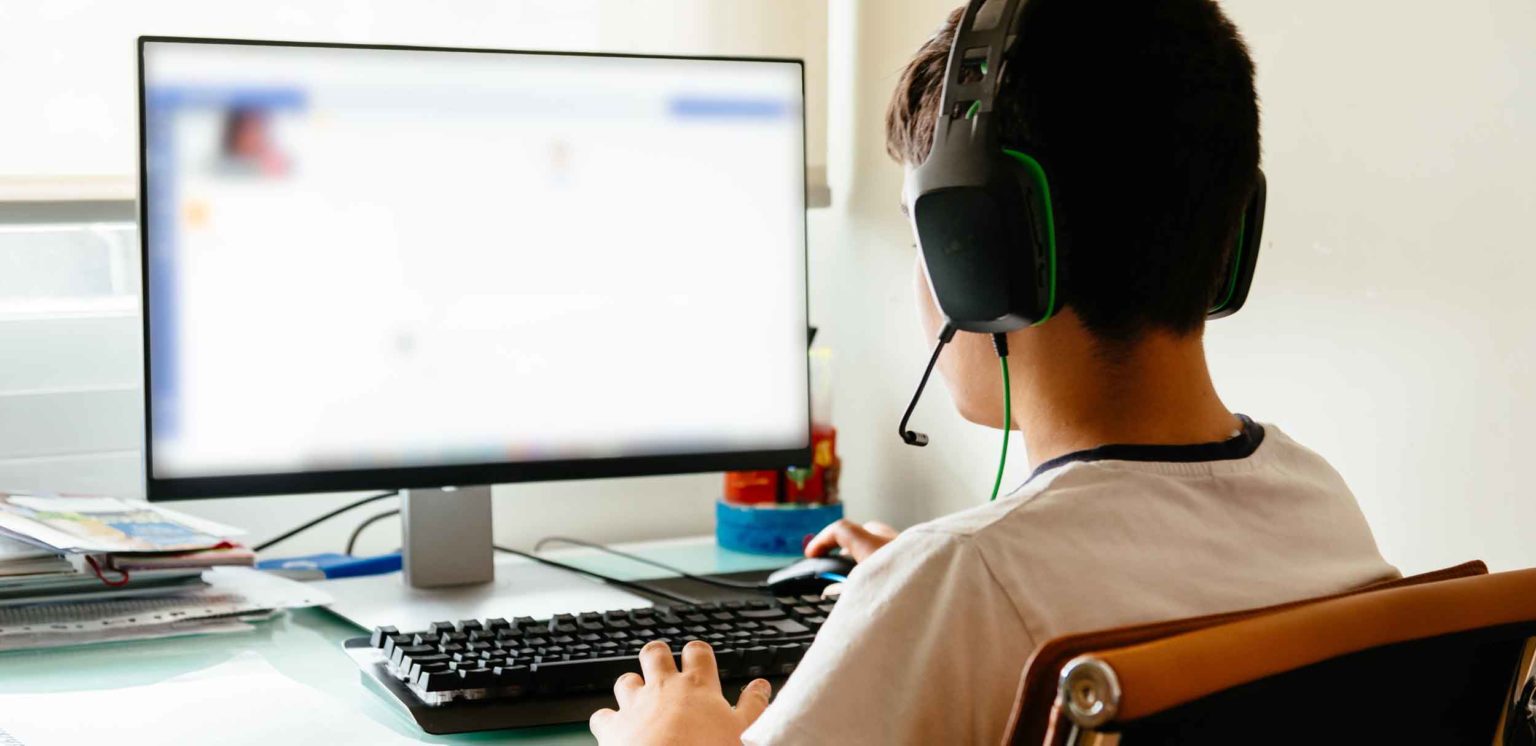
[590,639,773,746]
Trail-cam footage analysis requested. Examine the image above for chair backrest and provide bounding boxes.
[1004,561,1494,745]
[1040,567,1536,745]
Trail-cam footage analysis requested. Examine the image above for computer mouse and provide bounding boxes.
[764,555,857,597]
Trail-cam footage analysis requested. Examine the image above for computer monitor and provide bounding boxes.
[137,37,811,590]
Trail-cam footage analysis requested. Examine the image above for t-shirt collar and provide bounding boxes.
[1022,414,1266,486]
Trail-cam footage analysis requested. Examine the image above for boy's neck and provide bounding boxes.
[1008,311,1238,468]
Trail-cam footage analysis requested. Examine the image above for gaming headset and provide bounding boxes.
[897,0,1268,498]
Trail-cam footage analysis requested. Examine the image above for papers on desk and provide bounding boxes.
[0,535,72,577]
[0,653,419,746]
[0,567,333,652]
[0,492,256,612]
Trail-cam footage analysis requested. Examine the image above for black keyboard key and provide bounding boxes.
[411,632,441,647]
[713,647,743,678]
[458,668,496,689]
[739,607,788,621]
[404,651,449,670]
[741,646,772,677]
[492,664,531,692]
[419,669,464,693]
[767,618,811,635]
[369,625,398,647]
[392,644,436,667]
[485,618,511,632]
[428,621,456,635]
[381,633,412,659]
[458,619,484,633]
[771,643,809,675]
[409,659,450,686]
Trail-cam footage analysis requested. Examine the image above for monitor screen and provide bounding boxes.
[139,38,810,498]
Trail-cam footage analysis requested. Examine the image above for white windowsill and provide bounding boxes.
[0,176,136,203]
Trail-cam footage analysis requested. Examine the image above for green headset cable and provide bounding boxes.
[990,334,1011,502]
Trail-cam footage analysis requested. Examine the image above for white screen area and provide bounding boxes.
[142,41,809,479]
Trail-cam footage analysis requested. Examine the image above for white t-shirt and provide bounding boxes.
[742,418,1399,745]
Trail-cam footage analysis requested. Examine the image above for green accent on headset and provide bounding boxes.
[1211,215,1247,313]
[989,355,1011,502]
[1000,148,1059,325]
[965,100,982,119]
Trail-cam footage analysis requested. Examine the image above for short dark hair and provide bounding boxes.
[888,0,1261,341]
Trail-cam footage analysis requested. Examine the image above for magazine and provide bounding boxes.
[0,494,245,554]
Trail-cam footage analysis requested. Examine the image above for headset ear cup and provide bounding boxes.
[999,149,1059,325]
[1208,169,1267,319]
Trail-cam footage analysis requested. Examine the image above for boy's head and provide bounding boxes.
[890,0,1261,424]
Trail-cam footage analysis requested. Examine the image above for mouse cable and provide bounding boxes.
[989,333,1011,502]
[532,536,768,592]
[493,544,702,605]
[253,490,399,553]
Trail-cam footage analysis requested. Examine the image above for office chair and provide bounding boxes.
[1004,561,1536,745]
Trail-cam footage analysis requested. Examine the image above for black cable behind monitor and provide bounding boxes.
[346,509,401,556]
[533,536,767,592]
[492,545,702,605]
[252,490,399,553]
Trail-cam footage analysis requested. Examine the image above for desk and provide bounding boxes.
[0,536,792,745]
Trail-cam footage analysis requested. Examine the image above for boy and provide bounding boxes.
[590,1,1398,743]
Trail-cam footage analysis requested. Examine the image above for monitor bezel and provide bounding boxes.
[137,35,813,501]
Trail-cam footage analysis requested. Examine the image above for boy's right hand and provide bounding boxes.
[804,519,899,563]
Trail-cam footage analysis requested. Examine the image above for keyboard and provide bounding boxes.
[344,594,837,734]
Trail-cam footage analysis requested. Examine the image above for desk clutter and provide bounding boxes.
[0,492,328,651]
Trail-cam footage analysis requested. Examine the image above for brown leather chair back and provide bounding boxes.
[995,561,1536,742]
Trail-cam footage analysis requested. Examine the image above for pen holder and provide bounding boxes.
[715,500,844,556]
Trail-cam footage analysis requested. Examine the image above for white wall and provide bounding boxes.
[812,0,1536,576]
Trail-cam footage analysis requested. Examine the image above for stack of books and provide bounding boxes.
[0,492,253,606]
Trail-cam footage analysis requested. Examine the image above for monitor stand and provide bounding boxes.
[319,485,653,631]
[401,486,494,588]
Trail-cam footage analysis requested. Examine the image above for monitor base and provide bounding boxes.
[319,552,656,632]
